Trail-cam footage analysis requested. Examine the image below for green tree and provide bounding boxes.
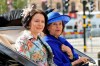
[13,0,27,9]
[0,0,27,14]
[0,0,7,14]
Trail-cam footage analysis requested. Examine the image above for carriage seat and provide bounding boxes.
[0,27,24,50]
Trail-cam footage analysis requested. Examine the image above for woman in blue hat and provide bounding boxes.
[43,12,89,66]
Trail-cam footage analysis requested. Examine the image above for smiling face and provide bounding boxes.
[47,21,63,38]
[29,13,45,35]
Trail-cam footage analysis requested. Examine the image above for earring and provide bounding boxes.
[26,26,30,29]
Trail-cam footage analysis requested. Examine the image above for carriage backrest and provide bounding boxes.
[0,26,24,50]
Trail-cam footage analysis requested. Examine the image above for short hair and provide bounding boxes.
[21,9,48,30]
[43,21,65,35]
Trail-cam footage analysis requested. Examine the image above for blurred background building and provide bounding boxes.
[0,0,99,14]
[27,0,98,12]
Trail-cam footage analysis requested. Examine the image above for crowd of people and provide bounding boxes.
[15,4,89,66]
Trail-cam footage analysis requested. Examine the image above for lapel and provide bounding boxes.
[46,34,63,44]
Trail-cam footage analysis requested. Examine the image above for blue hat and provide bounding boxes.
[47,12,71,25]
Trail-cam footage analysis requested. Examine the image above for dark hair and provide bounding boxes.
[43,21,65,35]
[21,9,48,30]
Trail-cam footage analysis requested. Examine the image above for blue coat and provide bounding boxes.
[43,34,79,66]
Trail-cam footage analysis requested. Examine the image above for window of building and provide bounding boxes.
[41,1,48,11]
[56,2,61,11]
[99,24,100,28]
[98,0,100,11]
[71,2,76,12]
[66,26,73,29]
[92,24,96,28]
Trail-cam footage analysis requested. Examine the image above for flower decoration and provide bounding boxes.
[21,4,35,19]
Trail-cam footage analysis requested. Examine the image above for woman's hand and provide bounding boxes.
[61,44,73,59]
[72,57,89,66]
[78,57,89,63]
